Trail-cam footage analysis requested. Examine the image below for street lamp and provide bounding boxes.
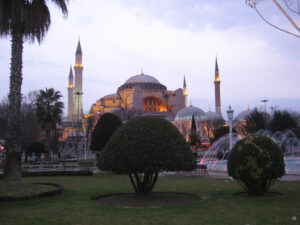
[226,105,234,151]
[261,99,269,114]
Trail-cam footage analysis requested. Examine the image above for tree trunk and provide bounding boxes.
[4,30,24,184]
[4,152,22,184]
[129,171,159,196]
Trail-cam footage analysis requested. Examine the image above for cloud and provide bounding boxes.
[0,0,299,116]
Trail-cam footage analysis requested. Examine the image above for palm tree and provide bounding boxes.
[0,0,68,183]
[36,88,64,160]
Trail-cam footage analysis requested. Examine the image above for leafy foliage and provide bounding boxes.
[90,113,122,152]
[0,0,68,42]
[189,115,200,146]
[98,116,196,195]
[189,130,200,146]
[191,115,196,132]
[25,141,45,160]
[269,110,298,133]
[227,135,285,195]
[245,108,267,133]
[36,88,64,130]
[213,126,236,142]
[35,88,64,158]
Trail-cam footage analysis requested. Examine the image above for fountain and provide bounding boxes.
[200,130,300,175]
[199,133,240,172]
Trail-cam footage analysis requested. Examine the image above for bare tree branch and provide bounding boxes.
[283,0,300,15]
[246,0,300,38]
[273,0,300,32]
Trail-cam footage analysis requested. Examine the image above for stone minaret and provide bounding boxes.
[214,58,222,116]
[183,75,187,107]
[67,66,74,121]
[74,40,84,121]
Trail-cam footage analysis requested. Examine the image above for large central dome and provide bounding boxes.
[125,74,161,84]
[118,72,167,92]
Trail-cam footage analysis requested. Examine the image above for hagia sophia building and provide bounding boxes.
[62,41,225,143]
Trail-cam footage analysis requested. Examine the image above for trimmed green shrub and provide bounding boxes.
[98,116,197,196]
[90,113,122,151]
[227,135,285,196]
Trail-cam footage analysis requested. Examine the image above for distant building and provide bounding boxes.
[172,58,223,141]
[89,71,186,120]
[59,41,85,157]
[63,41,224,146]
[233,107,252,135]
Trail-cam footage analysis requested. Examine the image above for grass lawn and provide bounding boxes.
[0,174,299,225]
[0,183,57,198]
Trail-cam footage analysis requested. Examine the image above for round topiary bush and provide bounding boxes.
[98,116,196,196]
[90,113,122,152]
[227,135,285,196]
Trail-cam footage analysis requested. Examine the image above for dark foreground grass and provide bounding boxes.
[0,174,299,225]
[0,182,57,198]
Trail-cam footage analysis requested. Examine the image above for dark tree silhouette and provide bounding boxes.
[269,110,298,133]
[245,108,267,134]
[90,113,122,152]
[0,0,68,184]
[36,88,64,159]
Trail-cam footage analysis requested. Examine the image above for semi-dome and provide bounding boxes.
[235,108,251,123]
[206,111,222,121]
[118,72,167,92]
[103,93,119,98]
[174,105,207,121]
[125,74,160,84]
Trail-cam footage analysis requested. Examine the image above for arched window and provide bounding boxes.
[144,97,166,113]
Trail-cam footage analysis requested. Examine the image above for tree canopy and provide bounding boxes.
[269,110,297,133]
[98,116,196,195]
[90,113,122,152]
[227,135,285,195]
[36,88,64,158]
[245,108,268,134]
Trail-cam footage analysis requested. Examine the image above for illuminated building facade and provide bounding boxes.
[89,72,186,120]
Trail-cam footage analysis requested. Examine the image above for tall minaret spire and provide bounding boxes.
[214,58,222,116]
[67,66,74,121]
[183,75,187,107]
[74,40,84,121]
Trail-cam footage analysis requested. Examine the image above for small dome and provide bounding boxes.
[174,105,207,121]
[206,111,222,121]
[235,108,251,123]
[125,74,160,84]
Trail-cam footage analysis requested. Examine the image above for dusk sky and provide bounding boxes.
[0,0,299,118]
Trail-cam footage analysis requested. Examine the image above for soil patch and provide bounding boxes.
[94,192,199,208]
[233,192,283,198]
